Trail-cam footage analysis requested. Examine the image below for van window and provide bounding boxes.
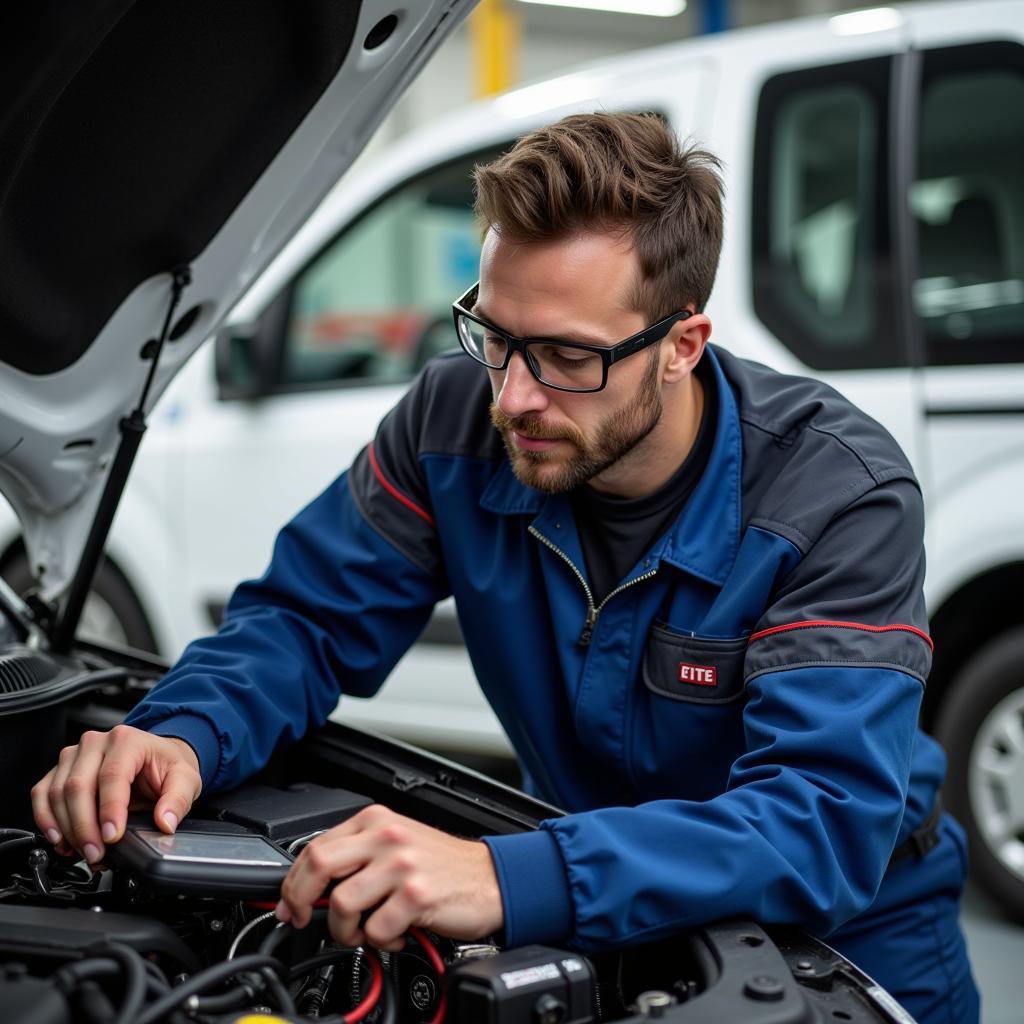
[279,149,505,391]
[913,42,1024,366]
[752,57,903,370]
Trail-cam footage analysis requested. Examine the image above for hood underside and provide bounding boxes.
[0,0,473,603]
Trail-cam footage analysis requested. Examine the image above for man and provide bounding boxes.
[32,113,977,1023]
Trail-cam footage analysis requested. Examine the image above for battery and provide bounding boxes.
[447,945,595,1024]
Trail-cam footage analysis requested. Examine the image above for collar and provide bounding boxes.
[479,345,743,587]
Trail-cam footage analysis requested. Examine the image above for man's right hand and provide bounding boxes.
[31,725,202,865]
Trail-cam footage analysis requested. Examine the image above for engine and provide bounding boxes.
[0,647,910,1024]
[0,784,912,1024]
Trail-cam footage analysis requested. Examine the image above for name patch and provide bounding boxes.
[678,662,717,687]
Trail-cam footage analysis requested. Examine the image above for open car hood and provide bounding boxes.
[0,0,474,603]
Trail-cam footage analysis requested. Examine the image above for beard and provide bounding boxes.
[489,350,663,494]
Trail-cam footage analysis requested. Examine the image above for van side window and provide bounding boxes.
[913,42,1024,365]
[752,57,903,370]
[278,149,504,392]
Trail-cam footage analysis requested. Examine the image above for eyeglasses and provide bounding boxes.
[451,282,691,393]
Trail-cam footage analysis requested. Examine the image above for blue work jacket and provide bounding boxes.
[127,345,946,952]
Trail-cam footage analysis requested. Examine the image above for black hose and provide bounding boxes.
[53,944,147,1024]
[134,954,288,1024]
[54,958,119,989]
[262,965,297,1017]
[142,959,171,993]
[192,985,255,1014]
[288,948,360,982]
[0,835,38,855]
[76,979,116,1024]
[146,975,170,1000]
[98,942,148,1024]
[257,919,293,958]
[257,907,329,958]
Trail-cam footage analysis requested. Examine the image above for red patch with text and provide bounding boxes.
[678,662,717,687]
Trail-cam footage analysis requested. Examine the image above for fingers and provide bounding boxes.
[325,886,366,949]
[281,830,375,928]
[325,859,408,947]
[153,758,201,835]
[279,805,398,928]
[95,726,145,846]
[361,879,430,951]
[30,765,62,846]
[61,731,109,862]
[44,747,78,847]
[31,735,106,861]
[278,807,503,951]
[30,726,202,865]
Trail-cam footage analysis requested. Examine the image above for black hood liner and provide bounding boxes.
[0,0,362,376]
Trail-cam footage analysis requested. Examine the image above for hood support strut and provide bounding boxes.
[49,267,191,654]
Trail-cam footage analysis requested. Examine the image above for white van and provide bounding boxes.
[3,0,1022,914]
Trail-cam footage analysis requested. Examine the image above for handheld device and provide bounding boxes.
[107,816,294,898]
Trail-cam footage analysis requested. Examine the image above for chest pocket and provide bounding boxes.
[642,623,748,705]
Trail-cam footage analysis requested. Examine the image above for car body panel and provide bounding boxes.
[0,0,477,601]
[2,1,1021,765]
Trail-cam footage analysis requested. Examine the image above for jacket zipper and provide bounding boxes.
[528,525,659,646]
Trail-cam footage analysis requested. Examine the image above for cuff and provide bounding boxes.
[144,715,221,790]
[483,828,573,947]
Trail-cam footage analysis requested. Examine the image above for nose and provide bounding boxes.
[495,352,550,420]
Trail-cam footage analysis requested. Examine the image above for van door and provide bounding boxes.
[901,20,1024,604]
[746,50,924,471]
[904,3,1024,918]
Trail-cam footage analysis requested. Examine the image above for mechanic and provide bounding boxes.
[32,113,978,1024]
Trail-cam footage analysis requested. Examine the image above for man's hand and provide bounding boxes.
[31,725,202,864]
[277,804,503,951]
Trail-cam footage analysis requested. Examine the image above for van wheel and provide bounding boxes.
[0,552,158,654]
[935,627,1024,920]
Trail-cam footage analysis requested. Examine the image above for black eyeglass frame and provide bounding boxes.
[451,283,692,393]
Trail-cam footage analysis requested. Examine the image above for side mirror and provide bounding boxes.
[214,324,265,400]
[214,288,290,401]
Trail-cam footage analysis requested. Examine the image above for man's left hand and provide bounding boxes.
[276,804,504,950]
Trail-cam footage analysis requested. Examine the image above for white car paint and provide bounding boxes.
[2,1,1022,760]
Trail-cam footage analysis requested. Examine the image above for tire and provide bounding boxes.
[934,626,1024,920]
[1,551,158,654]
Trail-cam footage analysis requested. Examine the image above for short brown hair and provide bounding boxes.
[473,112,724,316]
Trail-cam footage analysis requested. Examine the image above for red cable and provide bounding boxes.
[245,898,330,911]
[409,927,447,1024]
[239,902,382,1021]
[344,948,384,1024]
[238,908,444,1021]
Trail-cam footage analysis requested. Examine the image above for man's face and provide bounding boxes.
[478,229,668,495]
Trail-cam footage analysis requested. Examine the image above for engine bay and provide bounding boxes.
[0,640,912,1024]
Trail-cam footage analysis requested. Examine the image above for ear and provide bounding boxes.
[663,312,711,384]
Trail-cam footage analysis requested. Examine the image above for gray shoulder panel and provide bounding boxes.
[417,351,506,461]
[712,346,920,553]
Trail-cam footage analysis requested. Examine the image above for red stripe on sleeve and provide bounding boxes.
[748,619,934,650]
[367,441,436,528]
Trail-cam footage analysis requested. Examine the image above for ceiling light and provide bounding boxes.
[829,7,904,36]
[518,0,686,17]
